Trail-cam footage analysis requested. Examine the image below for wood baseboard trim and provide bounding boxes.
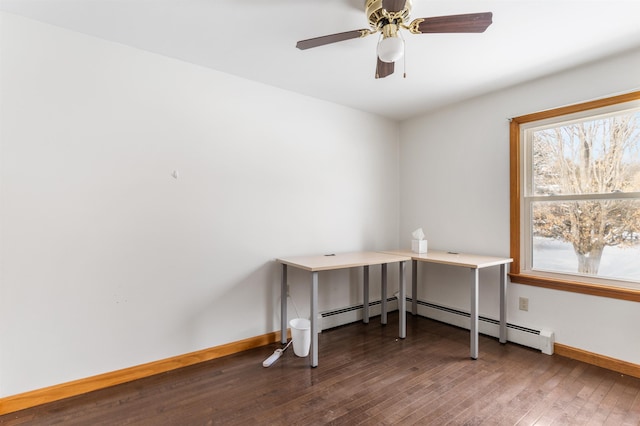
[554,343,640,379]
[4,332,637,415]
[0,329,289,416]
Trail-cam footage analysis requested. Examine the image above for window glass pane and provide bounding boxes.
[531,199,640,282]
[532,111,640,196]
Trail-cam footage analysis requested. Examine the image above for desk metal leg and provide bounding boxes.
[470,268,479,359]
[499,264,507,344]
[411,260,418,315]
[381,263,388,325]
[310,271,318,367]
[399,261,406,339]
[363,265,370,324]
[281,264,288,345]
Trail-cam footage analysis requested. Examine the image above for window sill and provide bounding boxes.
[509,273,640,302]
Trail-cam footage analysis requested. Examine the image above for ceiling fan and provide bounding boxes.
[296,0,492,79]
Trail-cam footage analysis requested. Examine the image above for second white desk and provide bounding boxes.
[383,249,513,360]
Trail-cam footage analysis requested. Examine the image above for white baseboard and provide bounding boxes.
[320,298,554,354]
[320,298,399,330]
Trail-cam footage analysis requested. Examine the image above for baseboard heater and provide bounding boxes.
[320,297,554,355]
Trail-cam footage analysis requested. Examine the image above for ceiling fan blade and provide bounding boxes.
[375,58,394,79]
[410,12,493,34]
[296,29,369,50]
[382,0,406,13]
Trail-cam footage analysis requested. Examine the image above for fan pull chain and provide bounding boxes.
[401,31,407,78]
[403,54,406,79]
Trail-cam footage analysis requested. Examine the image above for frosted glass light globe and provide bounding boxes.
[377,36,404,63]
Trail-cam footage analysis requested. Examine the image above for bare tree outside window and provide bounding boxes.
[530,112,640,279]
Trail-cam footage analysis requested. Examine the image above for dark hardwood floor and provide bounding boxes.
[2,314,639,425]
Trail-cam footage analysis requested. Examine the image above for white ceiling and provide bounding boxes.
[2,0,640,121]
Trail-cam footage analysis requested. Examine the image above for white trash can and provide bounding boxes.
[289,318,311,357]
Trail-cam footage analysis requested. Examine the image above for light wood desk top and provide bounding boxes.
[277,251,412,272]
[381,249,512,269]
[277,250,411,366]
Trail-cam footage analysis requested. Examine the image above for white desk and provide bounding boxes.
[383,250,513,359]
[276,251,411,367]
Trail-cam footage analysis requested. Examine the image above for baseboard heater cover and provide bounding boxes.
[320,297,554,355]
[320,298,399,330]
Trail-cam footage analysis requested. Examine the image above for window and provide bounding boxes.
[510,91,640,301]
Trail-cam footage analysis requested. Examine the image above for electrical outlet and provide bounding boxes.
[519,297,529,311]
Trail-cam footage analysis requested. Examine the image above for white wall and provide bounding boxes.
[0,13,400,396]
[400,47,640,365]
[2,11,639,400]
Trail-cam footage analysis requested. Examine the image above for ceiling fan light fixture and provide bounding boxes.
[297,2,493,78]
[377,36,404,63]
